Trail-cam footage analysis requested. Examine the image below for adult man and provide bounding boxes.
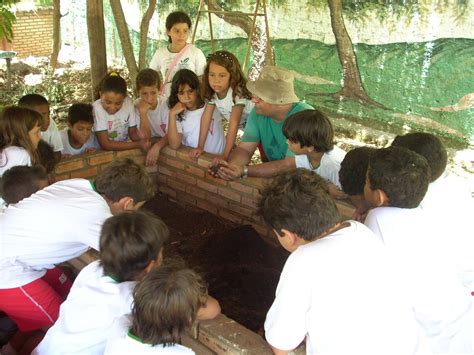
[211,66,313,180]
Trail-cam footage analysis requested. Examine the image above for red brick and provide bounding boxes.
[229,181,254,195]
[196,179,218,194]
[54,173,70,181]
[116,149,142,158]
[159,185,177,199]
[168,179,186,192]
[55,159,84,174]
[206,194,229,208]
[176,150,194,162]
[178,192,197,206]
[217,187,241,203]
[157,174,168,184]
[88,152,114,166]
[166,158,185,170]
[185,165,205,178]
[241,196,258,208]
[145,165,158,173]
[71,167,98,179]
[161,146,176,157]
[186,185,205,200]
[176,172,196,185]
[218,209,242,224]
[131,156,146,165]
[158,165,175,177]
[227,203,254,218]
[196,199,218,215]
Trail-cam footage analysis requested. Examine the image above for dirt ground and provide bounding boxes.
[144,193,288,333]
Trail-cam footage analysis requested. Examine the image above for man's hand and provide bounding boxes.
[213,161,245,181]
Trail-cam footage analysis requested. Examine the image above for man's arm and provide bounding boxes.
[217,156,296,181]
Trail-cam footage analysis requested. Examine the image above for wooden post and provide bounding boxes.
[87,0,107,101]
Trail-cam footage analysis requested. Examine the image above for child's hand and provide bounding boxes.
[138,138,151,153]
[189,147,204,160]
[327,183,349,200]
[136,98,151,115]
[146,144,161,166]
[85,147,97,154]
[170,102,186,117]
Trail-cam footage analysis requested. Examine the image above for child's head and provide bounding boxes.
[365,146,430,209]
[168,69,203,114]
[202,50,251,101]
[18,94,50,131]
[257,169,341,248]
[67,103,94,147]
[94,158,156,214]
[282,109,334,154]
[391,132,447,182]
[100,211,169,282]
[0,106,42,164]
[131,263,206,346]
[339,147,377,196]
[136,69,162,109]
[165,11,191,44]
[97,72,128,115]
[1,165,48,205]
[37,140,57,174]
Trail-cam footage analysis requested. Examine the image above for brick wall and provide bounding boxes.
[11,8,54,58]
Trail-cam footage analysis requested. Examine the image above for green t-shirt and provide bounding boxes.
[241,102,314,161]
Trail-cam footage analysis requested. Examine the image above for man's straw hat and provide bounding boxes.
[246,66,299,105]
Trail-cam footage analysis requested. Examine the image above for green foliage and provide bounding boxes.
[0,0,19,42]
[34,0,53,6]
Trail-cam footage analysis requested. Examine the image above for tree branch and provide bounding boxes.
[138,0,156,70]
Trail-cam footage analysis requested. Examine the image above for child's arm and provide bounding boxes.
[136,99,152,140]
[222,105,244,160]
[327,182,349,200]
[146,135,169,166]
[196,295,221,321]
[189,104,215,160]
[95,131,144,151]
[167,103,185,150]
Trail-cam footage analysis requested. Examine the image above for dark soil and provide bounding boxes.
[144,193,289,333]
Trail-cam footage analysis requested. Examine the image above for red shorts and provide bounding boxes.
[0,267,72,332]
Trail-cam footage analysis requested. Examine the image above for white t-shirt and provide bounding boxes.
[265,221,418,355]
[34,261,135,355]
[105,315,195,354]
[41,117,63,152]
[93,97,138,142]
[0,179,112,288]
[365,207,473,354]
[175,106,224,155]
[60,129,101,156]
[0,146,31,177]
[149,45,206,98]
[295,145,346,188]
[135,97,167,138]
[207,87,254,128]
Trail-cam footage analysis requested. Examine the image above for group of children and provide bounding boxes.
[1,6,473,355]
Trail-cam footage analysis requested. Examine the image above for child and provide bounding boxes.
[61,103,100,157]
[149,11,206,98]
[104,263,208,354]
[0,106,42,177]
[189,50,254,161]
[33,211,169,355]
[339,146,377,221]
[0,158,156,338]
[1,165,48,205]
[167,69,224,155]
[364,146,472,354]
[18,94,63,160]
[135,68,168,166]
[282,109,347,199]
[257,169,418,354]
[93,72,150,152]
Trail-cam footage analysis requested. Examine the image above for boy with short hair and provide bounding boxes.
[60,103,100,157]
[338,146,376,221]
[0,158,156,336]
[105,263,207,354]
[364,146,472,354]
[0,165,49,205]
[18,94,63,159]
[258,169,418,355]
[282,109,347,199]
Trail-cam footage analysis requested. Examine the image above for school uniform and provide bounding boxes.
[93,97,138,142]
[42,117,63,152]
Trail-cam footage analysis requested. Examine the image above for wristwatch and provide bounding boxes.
[241,166,249,179]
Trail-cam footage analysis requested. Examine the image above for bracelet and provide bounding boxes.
[241,165,249,179]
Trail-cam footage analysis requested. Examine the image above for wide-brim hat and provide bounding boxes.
[246,66,299,105]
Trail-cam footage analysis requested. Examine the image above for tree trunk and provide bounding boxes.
[138,0,156,70]
[206,0,273,79]
[327,0,382,107]
[87,0,107,101]
[51,0,61,71]
[109,0,138,84]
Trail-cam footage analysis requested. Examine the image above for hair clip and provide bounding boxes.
[207,51,234,64]
[109,72,119,77]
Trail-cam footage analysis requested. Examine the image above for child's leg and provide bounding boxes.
[0,278,62,332]
[41,267,73,300]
